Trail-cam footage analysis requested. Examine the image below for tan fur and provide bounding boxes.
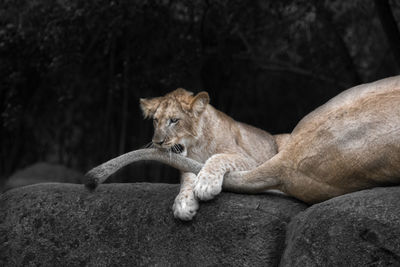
[222,75,400,203]
[86,76,400,221]
[273,134,291,152]
[140,88,278,220]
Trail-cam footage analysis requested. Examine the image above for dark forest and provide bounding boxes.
[1,0,400,186]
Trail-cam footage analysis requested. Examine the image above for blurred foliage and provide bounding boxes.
[0,0,399,183]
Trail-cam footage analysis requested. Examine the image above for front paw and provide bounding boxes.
[172,192,199,221]
[194,171,223,201]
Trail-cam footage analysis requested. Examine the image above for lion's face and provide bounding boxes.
[140,88,209,155]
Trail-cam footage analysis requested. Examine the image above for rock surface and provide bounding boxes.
[2,162,83,191]
[281,186,400,266]
[0,183,306,266]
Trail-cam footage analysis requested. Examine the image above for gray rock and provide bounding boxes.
[3,162,83,191]
[0,183,306,267]
[280,186,400,267]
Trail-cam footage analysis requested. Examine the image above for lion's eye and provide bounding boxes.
[170,118,179,124]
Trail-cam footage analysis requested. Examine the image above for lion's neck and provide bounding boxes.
[186,105,235,163]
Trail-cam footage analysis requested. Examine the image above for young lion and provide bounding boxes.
[139,88,278,220]
[87,76,400,220]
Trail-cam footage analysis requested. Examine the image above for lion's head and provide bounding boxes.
[140,88,209,155]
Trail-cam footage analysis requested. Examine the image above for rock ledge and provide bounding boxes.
[0,183,306,266]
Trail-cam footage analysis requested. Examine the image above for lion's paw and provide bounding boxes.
[172,191,199,221]
[194,171,223,201]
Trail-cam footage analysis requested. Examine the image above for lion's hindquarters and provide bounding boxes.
[278,89,400,202]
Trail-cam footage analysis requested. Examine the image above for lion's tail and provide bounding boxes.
[84,148,204,189]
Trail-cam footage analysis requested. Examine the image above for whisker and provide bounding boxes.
[147,143,155,148]
[173,144,179,153]
[177,144,182,153]
[142,141,154,149]
[170,143,184,154]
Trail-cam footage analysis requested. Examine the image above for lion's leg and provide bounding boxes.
[172,172,199,221]
[194,154,255,201]
[222,155,284,194]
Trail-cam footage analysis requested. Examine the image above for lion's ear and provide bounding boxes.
[140,97,161,119]
[190,91,209,116]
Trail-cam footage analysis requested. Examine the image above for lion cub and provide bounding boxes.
[140,88,277,220]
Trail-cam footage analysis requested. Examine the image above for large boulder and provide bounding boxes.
[0,183,307,266]
[2,162,83,191]
[280,186,400,266]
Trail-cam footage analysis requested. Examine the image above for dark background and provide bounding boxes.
[1,0,399,186]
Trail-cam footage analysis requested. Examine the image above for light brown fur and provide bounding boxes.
[222,75,400,203]
[140,88,277,220]
[86,76,400,221]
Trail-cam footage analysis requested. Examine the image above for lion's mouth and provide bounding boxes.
[153,141,186,155]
